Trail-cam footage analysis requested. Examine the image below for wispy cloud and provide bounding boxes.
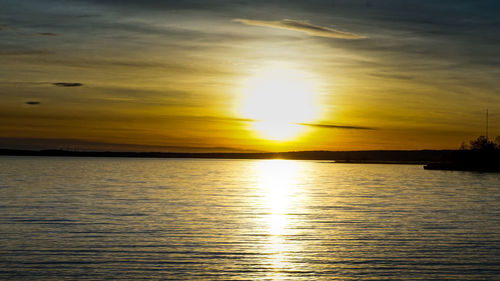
[233,19,365,39]
[0,24,12,31]
[0,24,58,36]
[200,116,254,123]
[299,123,376,130]
[160,115,255,124]
[0,24,18,32]
[52,82,83,87]
[0,137,263,153]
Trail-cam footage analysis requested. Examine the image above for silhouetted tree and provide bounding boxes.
[452,135,500,170]
[495,136,500,149]
[460,141,468,150]
[429,135,500,171]
[468,136,496,150]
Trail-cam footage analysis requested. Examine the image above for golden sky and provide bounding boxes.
[1,1,500,152]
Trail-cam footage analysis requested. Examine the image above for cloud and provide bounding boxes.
[233,19,365,39]
[299,123,376,130]
[0,24,17,32]
[52,82,83,87]
[0,23,58,36]
[0,49,50,56]
[0,24,12,31]
[200,116,254,123]
[160,115,255,124]
[0,137,263,153]
[25,101,40,105]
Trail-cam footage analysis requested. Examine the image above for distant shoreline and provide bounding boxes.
[0,148,454,164]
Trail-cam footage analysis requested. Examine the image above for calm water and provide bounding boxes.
[1,157,499,280]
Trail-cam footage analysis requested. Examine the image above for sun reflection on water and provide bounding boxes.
[253,160,305,280]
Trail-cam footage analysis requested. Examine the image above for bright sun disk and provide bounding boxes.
[240,64,320,141]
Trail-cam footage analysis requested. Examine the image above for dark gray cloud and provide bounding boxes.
[39,32,58,36]
[299,123,376,130]
[234,19,365,39]
[25,101,40,105]
[0,24,14,31]
[70,0,240,11]
[52,82,83,87]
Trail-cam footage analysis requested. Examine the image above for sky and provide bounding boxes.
[1,0,500,152]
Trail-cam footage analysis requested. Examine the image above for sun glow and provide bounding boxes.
[239,64,320,141]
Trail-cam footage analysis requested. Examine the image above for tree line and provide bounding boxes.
[460,136,500,150]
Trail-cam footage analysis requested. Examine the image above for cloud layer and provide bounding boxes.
[234,19,365,39]
[25,101,40,105]
[299,123,376,130]
[52,82,83,87]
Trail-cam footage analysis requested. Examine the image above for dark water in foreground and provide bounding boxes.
[1,157,499,280]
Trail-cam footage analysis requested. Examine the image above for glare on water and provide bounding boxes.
[253,160,305,279]
[1,157,500,280]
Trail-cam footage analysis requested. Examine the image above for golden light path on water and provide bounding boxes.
[252,160,306,280]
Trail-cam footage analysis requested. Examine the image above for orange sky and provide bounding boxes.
[1,1,499,152]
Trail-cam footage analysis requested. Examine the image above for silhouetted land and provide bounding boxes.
[0,148,454,164]
[424,136,500,172]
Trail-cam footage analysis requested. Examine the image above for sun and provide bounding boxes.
[239,63,320,141]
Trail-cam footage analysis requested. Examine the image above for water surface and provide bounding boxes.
[1,157,499,280]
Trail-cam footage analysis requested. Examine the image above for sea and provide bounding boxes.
[0,156,499,280]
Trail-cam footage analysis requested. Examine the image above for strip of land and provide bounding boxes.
[0,149,455,164]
